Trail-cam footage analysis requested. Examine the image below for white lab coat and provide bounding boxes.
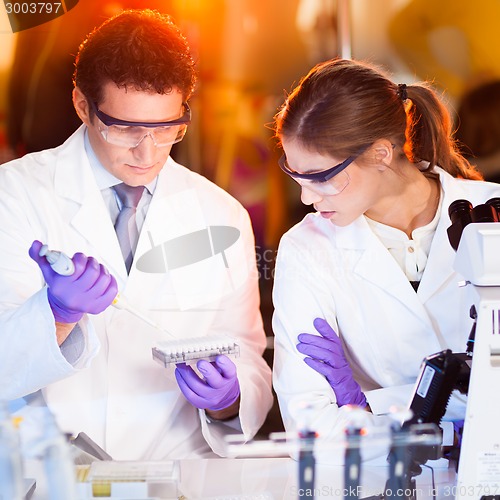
[273,167,500,461]
[0,126,273,460]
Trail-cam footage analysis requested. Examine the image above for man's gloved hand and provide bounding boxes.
[297,318,367,408]
[175,355,240,412]
[29,240,118,324]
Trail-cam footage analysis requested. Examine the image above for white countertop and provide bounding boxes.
[24,456,458,500]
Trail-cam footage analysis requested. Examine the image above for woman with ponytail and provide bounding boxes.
[271,58,498,462]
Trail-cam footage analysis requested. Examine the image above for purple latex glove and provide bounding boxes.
[297,318,367,408]
[453,420,465,448]
[175,355,240,412]
[29,240,118,324]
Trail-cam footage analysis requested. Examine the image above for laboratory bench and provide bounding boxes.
[24,456,459,500]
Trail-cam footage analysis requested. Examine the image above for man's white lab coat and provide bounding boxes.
[273,167,500,458]
[0,126,273,459]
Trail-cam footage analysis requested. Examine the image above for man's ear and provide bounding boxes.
[73,87,92,126]
[372,139,395,170]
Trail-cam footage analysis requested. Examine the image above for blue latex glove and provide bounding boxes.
[29,240,118,323]
[297,318,367,408]
[175,355,240,412]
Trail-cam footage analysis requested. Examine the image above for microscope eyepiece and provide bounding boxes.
[448,199,472,223]
[448,200,473,251]
[448,198,500,250]
[471,204,498,223]
[486,197,500,219]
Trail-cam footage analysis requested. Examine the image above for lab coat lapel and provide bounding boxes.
[130,159,234,310]
[53,129,126,281]
[133,157,216,268]
[125,159,188,298]
[135,160,187,258]
[417,171,467,303]
[415,213,456,303]
[339,218,435,329]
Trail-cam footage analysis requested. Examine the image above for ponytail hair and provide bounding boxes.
[404,84,482,179]
[274,58,482,180]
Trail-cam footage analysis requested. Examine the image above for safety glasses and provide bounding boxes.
[90,101,191,148]
[278,153,357,195]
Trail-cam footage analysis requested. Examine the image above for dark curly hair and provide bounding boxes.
[73,9,196,107]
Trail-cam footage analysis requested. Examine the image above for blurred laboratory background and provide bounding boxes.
[1,0,500,434]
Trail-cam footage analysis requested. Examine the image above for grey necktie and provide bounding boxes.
[113,183,145,273]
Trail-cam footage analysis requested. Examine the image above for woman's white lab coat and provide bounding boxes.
[0,126,273,459]
[273,167,500,457]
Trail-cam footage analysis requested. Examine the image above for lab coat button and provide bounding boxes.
[408,246,415,253]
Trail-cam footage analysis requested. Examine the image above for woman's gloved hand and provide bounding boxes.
[453,419,465,447]
[297,318,367,408]
[29,240,118,324]
[175,355,240,412]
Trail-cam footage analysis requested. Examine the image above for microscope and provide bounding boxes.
[402,198,500,500]
[447,198,500,499]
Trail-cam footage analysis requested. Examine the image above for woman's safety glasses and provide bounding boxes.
[278,153,357,195]
[90,101,191,148]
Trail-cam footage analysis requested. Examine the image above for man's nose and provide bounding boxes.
[132,132,157,160]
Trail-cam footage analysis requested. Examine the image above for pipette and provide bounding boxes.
[39,245,240,366]
[38,245,174,337]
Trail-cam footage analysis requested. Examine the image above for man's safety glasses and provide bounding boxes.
[278,153,357,195]
[90,101,191,148]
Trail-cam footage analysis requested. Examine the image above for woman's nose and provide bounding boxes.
[300,185,322,206]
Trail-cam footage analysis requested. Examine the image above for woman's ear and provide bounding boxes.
[372,139,395,170]
[72,87,92,126]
